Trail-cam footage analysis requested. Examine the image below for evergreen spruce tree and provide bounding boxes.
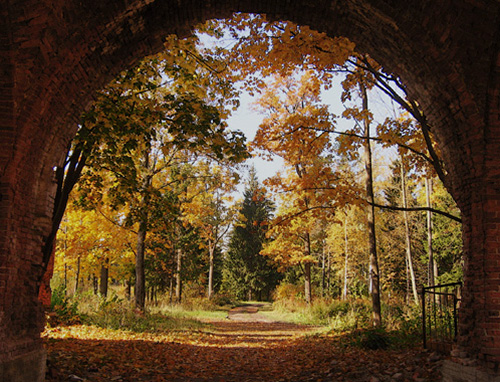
[223,167,280,300]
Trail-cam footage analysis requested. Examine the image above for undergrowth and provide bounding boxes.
[48,285,81,326]
[266,284,422,349]
[48,288,232,333]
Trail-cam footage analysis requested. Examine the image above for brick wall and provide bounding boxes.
[0,1,498,381]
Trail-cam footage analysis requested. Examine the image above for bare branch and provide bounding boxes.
[371,202,461,223]
[272,205,336,227]
[95,206,138,234]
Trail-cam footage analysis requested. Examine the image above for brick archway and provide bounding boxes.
[0,1,498,381]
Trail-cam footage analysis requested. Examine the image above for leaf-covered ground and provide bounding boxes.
[43,307,443,382]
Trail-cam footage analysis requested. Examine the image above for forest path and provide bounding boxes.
[226,302,278,322]
[200,303,319,349]
[44,308,442,382]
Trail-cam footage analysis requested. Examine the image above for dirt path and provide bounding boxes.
[227,303,280,323]
[44,309,443,382]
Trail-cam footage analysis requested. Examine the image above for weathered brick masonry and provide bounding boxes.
[0,1,498,381]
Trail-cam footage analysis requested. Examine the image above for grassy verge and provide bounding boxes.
[151,303,229,322]
[48,287,233,333]
[258,296,422,349]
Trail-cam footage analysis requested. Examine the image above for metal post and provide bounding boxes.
[422,286,427,349]
[453,293,458,339]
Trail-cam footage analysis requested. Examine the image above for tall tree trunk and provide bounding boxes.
[343,212,349,300]
[327,250,331,294]
[321,246,326,297]
[40,149,87,284]
[99,258,109,298]
[425,178,438,285]
[135,220,147,310]
[304,233,312,304]
[361,83,382,327]
[92,275,98,295]
[63,230,68,292]
[125,278,131,301]
[74,255,81,295]
[400,157,419,304]
[304,263,312,304]
[175,247,183,303]
[64,263,68,292]
[149,285,156,304]
[208,240,215,299]
[135,150,151,311]
[169,276,174,304]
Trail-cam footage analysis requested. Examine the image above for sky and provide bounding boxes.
[226,91,281,183]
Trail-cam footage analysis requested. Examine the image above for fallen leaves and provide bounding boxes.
[43,318,442,381]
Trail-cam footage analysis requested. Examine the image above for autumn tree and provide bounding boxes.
[139,169,208,304]
[204,14,451,194]
[334,64,382,324]
[213,14,447,180]
[212,14,461,314]
[251,71,357,303]
[206,14,354,94]
[146,213,204,303]
[180,160,241,299]
[54,196,135,297]
[74,37,248,309]
[324,202,372,300]
[376,159,421,299]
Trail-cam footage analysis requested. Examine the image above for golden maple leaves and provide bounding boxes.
[56,200,136,286]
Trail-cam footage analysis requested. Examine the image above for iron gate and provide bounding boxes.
[421,282,461,353]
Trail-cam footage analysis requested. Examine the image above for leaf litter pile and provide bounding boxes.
[44,307,442,382]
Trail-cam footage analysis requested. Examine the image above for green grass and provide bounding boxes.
[151,304,229,321]
[86,309,208,333]
[49,287,234,333]
[258,298,370,329]
[261,296,422,338]
[259,308,314,325]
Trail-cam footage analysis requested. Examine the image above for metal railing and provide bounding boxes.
[421,282,461,353]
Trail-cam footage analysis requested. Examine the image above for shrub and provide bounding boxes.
[272,283,307,312]
[210,293,236,307]
[381,300,422,335]
[308,299,372,329]
[351,328,392,350]
[328,309,361,332]
[49,285,80,326]
[86,298,134,330]
[82,295,206,333]
[179,297,217,311]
